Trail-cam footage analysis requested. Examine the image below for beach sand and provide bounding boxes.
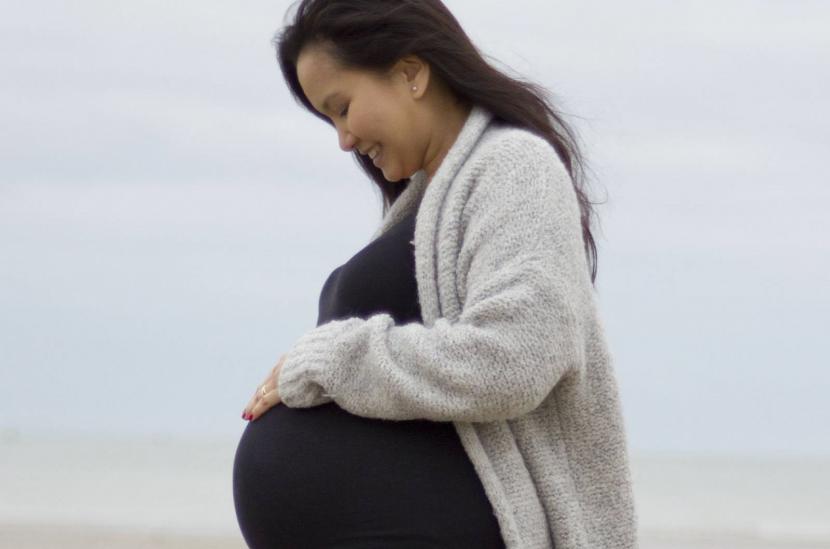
[0,522,246,549]
[2,433,829,548]
[3,522,830,549]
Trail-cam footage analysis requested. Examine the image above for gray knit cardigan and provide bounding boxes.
[278,104,639,549]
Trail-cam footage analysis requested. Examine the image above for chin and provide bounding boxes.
[381,168,404,183]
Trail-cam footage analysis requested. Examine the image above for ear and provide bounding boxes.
[395,54,430,97]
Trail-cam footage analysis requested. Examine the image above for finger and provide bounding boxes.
[243,380,269,418]
[242,394,255,419]
[244,370,280,418]
[262,365,276,384]
[249,388,281,421]
[242,358,284,420]
[272,354,286,375]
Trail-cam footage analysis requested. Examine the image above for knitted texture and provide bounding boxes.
[278,104,639,549]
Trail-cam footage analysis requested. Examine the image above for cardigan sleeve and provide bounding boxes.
[277,135,593,422]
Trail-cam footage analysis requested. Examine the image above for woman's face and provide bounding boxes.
[296,44,425,182]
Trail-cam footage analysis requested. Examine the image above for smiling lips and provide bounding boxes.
[369,146,382,166]
[358,144,383,167]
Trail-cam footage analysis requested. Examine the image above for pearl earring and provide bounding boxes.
[412,85,418,91]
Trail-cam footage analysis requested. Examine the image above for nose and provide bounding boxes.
[338,127,357,153]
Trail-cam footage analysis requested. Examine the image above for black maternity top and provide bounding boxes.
[232,207,505,549]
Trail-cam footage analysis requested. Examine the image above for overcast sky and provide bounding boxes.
[1,0,827,458]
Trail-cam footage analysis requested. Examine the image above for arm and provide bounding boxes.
[278,135,592,422]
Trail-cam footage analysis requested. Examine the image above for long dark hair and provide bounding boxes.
[273,0,602,285]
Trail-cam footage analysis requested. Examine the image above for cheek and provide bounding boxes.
[357,101,393,137]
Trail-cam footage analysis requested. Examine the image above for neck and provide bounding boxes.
[422,101,472,184]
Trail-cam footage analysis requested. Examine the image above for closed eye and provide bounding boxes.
[339,105,349,118]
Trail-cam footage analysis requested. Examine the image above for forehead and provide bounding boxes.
[297,45,342,88]
[297,46,353,109]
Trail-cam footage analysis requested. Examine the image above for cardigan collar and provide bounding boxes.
[369,103,495,324]
[369,103,495,242]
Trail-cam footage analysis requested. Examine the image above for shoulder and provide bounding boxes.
[475,124,547,153]
[462,124,577,214]
[471,124,569,180]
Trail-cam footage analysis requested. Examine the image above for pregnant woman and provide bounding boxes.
[233,1,638,548]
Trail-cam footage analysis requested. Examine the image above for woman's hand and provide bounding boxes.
[242,354,286,421]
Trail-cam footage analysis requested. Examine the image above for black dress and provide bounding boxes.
[232,207,505,549]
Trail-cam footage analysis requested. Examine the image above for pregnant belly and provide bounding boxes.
[232,401,504,548]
